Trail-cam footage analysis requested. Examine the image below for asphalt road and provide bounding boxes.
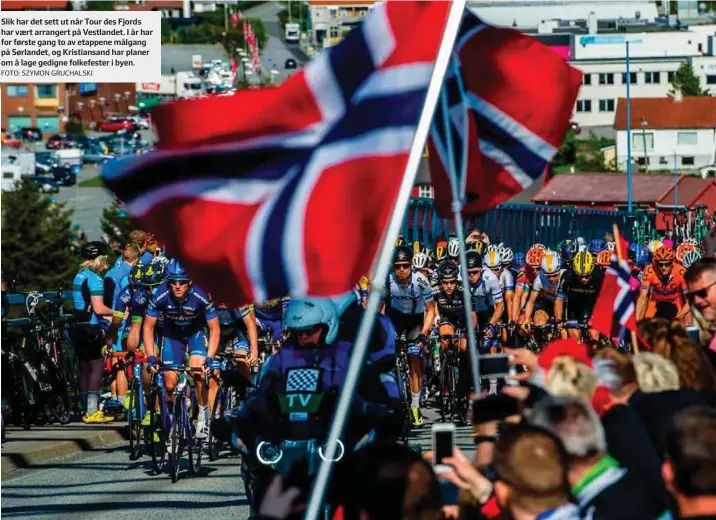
[2,409,474,519]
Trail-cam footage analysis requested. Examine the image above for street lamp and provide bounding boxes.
[640,117,649,172]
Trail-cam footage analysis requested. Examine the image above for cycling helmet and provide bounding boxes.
[526,246,545,268]
[576,237,587,252]
[435,244,446,261]
[682,249,702,269]
[466,250,483,269]
[606,242,615,251]
[573,251,595,276]
[393,245,413,264]
[81,241,108,260]
[513,252,525,267]
[676,242,696,264]
[438,261,460,281]
[588,239,606,256]
[596,250,612,267]
[412,241,423,255]
[534,243,548,251]
[501,247,514,265]
[447,238,461,258]
[484,249,501,269]
[647,240,663,254]
[684,237,699,246]
[653,245,675,264]
[130,260,168,287]
[412,252,428,270]
[469,240,485,255]
[559,240,578,262]
[540,250,561,275]
[166,259,189,281]
[486,244,500,254]
[395,236,405,247]
[283,297,339,344]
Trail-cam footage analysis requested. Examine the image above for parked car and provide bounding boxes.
[285,58,297,69]
[31,173,60,193]
[1,130,22,147]
[35,152,77,186]
[45,134,80,150]
[98,117,137,133]
[82,143,115,164]
[19,127,42,142]
[127,115,150,130]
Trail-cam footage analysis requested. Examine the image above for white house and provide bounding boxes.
[614,94,716,172]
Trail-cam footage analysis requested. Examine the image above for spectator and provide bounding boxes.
[528,395,671,519]
[632,352,681,393]
[663,406,716,519]
[639,318,716,398]
[492,423,580,520]
[686,258,716,368]
[537,339,598,403]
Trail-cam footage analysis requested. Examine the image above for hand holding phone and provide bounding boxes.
[432,423,456,474]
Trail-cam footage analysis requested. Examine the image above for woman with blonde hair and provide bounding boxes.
[69,242,115,423]
[638,318,716,396]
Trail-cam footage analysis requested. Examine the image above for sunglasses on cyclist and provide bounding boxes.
[467,269,482,276]
[687,280,716,301]
[393,263,411,271]
[441,279,457,286]
[169,279,189,286]
[656,261,673,269]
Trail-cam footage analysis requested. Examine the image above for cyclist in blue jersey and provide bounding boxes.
[143,259,220,439]
[69,242,115,423]
[103,243,140,407]
[225,304,261,386]
[253,297,290,342]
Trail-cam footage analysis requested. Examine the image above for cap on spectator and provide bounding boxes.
[538,339,592,371]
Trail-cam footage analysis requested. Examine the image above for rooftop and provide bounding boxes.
[0,0,68,9]
[614,96,716,130]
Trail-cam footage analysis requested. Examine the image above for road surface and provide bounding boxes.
[2,410,474,519]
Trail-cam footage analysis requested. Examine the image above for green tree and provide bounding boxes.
[100,201,140,249]
[1,178,80,291]
[83,1,115,11]
[161,18,175,44]
[669,61,709,96]
[553,129,577,166]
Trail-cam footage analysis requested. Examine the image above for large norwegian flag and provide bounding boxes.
[428,11,582,216]
[101,1,449,306]
[591,234,638,338]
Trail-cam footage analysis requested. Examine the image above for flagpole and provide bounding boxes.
[304,2,468,518]
[437,56,481,396]
[612,223,639,353]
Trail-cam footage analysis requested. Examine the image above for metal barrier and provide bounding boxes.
[402,198,635,253]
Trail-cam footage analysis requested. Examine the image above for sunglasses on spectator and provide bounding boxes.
[393,263,411,270]
[293,324,323,336]
[687,280,716,301]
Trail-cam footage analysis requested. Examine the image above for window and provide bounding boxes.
[677,132,698,145]
[576,100,592,112]
[583,74,591,85]
[418,185,434,198]
[707,75,716,85]
[598,73,614,85]
[6,85,28,97]
[35,84,58,99]
[636,157,650,166]
[599,99,615,112]
[329,27,339,38]
[632,132,654,150]
[668,71,676,82]
[682,156,695,166]
[621,72,637,85]
[660,156,668,165]
[36,116,60,133]
[7,116,32,130]
[645,72,661,84]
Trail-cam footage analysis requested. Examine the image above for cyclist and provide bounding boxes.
[465,250,504,337]
[224,303,261,386]
[676,242,697,267]
[596,250,612,271]
[254,297,289,344]
[682,249,702,269]
[498,247,517,325]
[512,246,544,326]
[522,250,565,332]
[412,250,430,279]
[636,246,690,322]
[554,251,604,342]
[447,238,461,266]
[143,259,221,440]
[559,239,578,271]
[70,241,115,423]
[380,245,436,427]
[433,261,475,417]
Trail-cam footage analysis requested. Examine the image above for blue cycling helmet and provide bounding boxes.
[283,297,339,344]
[513,252,525,267]
[634,244,650,268]
[559,240,578,262]
[588,239,606,256]
[130,260,168,287]
[166,259,189,282]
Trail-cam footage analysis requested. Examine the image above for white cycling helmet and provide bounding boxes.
[647,239,663,254]
[606,242,615,251]
[684,237,699,246]
[447,238,461,258]
[576,237,587,252]
[486,244,500,254]
[484,249,502,269]
[412,251,428,270]
[541,250,562,275]
[682,249,702,269]
[501,247,514,265]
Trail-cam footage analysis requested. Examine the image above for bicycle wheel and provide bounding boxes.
[128,378,143,461]
[207,383,226,461]
[14,360,37,430]
[439,357,454,423]
[170,397,185,483]
[188,390,203,476]
[45,361,72,425]
[149,391,167,475]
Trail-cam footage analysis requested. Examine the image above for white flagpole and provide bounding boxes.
[437,55,481,397]
[304,2,468,518]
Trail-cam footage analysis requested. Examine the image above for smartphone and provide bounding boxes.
[479,354,514,378]
[686,325,701,344]
[472,393,521,425]
[432,423,455,474]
